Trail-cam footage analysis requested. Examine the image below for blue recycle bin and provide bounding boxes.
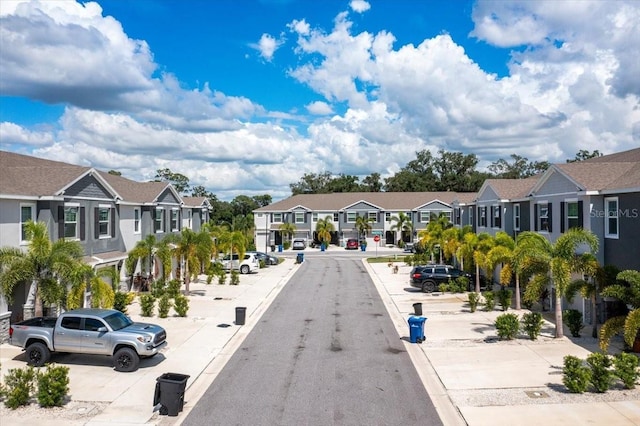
[278,244,283,252]
[296,253,304,263]
[408,316,427,343]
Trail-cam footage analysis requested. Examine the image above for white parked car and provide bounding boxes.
[292,239,306,250]
[220,253,260,274]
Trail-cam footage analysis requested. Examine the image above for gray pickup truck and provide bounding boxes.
[9,308,167,372]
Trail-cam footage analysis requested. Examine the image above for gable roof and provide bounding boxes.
[477,176,540,201]
[181,196,211,208]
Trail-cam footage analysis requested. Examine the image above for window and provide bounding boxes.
[368,211,377,221]
[537,203,551,232]
[454,208,461,225]
[567,202,580,230]
[154,208,164,233]
[420,211,431,223]
[605,197,618,238]
[98,206,110,237]
[346,212,356,223]
[478,206,487,227]
[295,212,305,223]
[312,213,318,222]
[273,213,283,223]
[513,204,520,231]
[20,203,36,242]
[442,211,452,222]
[385,212,391,222]
[84,318,105,332]
[134,208,140,233]
[64,206,79,239]
[468,207,473,226]
[171,209,179,231]
[333,212,339,222]
[492,206,501,228]
[186,210,192,229]
[60,317,81,330]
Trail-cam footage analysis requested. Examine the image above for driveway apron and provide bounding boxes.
[183,256,443,426]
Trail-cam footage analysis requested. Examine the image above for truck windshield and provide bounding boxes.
[103,311,133,330]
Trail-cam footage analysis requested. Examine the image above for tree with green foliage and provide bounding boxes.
[515,229,599,338]
[389,212,413,245]
[167,228,213,295]
[384,149,437,192]
[567,149,603,163]
[0,221,85,318]
[459,232,494,293]
[361,173,382,192]
[599,270,640,352]
[278,222,297,244]
[315,216,335,247]
[488,154,550,178]
[155,168,190,194]
[355,215,374,240]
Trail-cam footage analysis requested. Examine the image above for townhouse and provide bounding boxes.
[253,192,473,251]
[0,151,209,340]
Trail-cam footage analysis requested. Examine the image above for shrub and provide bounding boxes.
[497,288,513,311]
[217,270,226,285]
[4,367,36,409]
[468,292,480,313]
[587,352,614,393]
[521,312,544,340]
[230,270,240,285]
[113,291,130,314]
[495,313,520,340]
[36,364,69,407]
[483,291,495,311]
[438,283,449,293]
[158,294,172,318]
[613,352,640,389]
[167,279,181,299]
[449,277,468,293]
[522,298,534,310]
[258,259,266,269]
[283,241,291,250]
[151,279,167,298]
[173,294,189,317]
[139,294,156,317]
[563,309,584,337]
[563,355,591,393]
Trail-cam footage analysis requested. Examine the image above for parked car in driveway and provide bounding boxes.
[409,264,475,293]
[292,239,306,250]
[219,253,260,274]
[345,239,359,250]
[247,251,279,266]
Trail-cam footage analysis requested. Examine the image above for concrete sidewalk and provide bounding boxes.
[1,252,639,425]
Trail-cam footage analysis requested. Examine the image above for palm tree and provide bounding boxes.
[487,231,522,309]
[442,225,473,269]
[515,228,599,338]
[418,214,452,263]
[355,215,373,240]
[599,269,640,352]
[459,232,494,293]
[0,221,84,318]
[279,222,297,246]
[315,216,335,248]
[66,263,115,310]
[128,234,158,280]
[389,212,413,246]
[167,228,213,295]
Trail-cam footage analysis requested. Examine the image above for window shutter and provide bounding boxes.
[164,209,168,232]
[111,207,116,237]
[498,206,502,228]
[534,204,539,231]
[578,201,583,228]
[58,206,65,238]
[548,203,553,232]
[560,202,565,233]
[80,207,86,241]
[152,208,158,232]
[94,208,99,239]
[477,207,481,225]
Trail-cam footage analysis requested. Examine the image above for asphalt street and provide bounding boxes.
[183,256,442,426]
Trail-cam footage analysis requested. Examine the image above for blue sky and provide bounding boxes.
[1,0,639,201]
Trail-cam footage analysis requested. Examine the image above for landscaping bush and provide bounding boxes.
[497,288,512,311]
[151,279,167,298]
[448,277,468,293]
[36,364,69,407]
[283,241,291,250]
[3,367,36,409]
[483,291,495,311]
[521,312,544,340]
[167,279,181,299]
[158,294,172,318]
[230,270,240,285]
[563,309,584,337]
[587,352,614,393]
[562,355,591,393]
[495,313,520,340]
[613,352,640,389]
[217,270,226,285]
[173,294,189,317]
[467,292,480,313]
[438,283,449,293]
[113,291,130,314]
[139,294,156,317]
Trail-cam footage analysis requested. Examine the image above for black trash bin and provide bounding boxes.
[235,306,246,325]
[413,302,423,316]
[153,373,190,416]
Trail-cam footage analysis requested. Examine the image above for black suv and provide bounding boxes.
[409,264,472,293]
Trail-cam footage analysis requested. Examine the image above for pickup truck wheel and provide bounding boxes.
[26,342,50,367]
[240,265,250,274]
[114,347,140,372]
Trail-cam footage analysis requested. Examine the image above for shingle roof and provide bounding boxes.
[481,176,540,200]
[0,150,89,196]
[556,161,640,191]
[97,171,171,204]
[255,191,476,212]
[181,196,209,208]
